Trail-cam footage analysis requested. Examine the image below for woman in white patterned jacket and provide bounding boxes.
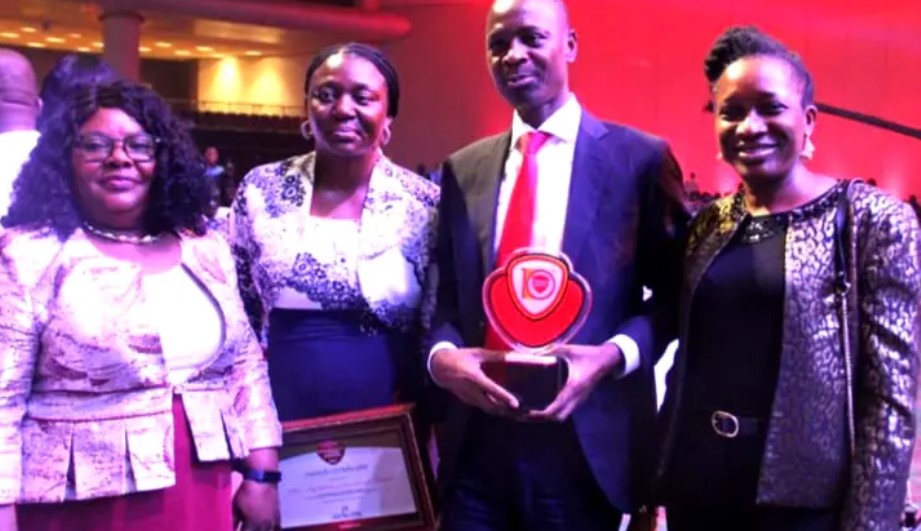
[0,81,281,531]
[230,43,440,423]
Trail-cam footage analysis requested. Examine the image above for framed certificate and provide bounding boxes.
[278,404,436,530]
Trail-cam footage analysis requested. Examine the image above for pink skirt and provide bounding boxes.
[17,398,233,531]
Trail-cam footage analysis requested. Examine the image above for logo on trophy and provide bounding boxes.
[481,250,592,410]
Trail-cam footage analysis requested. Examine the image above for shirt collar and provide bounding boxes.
[510,94,581,150]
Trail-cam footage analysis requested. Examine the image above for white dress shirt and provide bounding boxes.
[0,129,39,219]
[430,95,640,379]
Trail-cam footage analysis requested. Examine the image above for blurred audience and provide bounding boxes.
[203,145,226,181]
[684,171,700,194]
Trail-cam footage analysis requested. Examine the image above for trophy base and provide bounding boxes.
[503,352,558,365]
[483,355,569,412]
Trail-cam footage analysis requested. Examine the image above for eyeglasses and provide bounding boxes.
[73,133,161,163]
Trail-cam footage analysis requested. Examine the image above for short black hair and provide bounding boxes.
[488,0,571,30]
[3,81,212,239]
[303,42,400,118]
[704,26,815,107]
[37,54,120,132]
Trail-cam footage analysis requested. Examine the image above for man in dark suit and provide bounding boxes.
[427,0,688,529]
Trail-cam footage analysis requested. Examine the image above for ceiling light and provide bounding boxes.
[139,46,151,52]
[0,32,18,38]
[154,41,172,48]
[26,42,45,48]
[196,46,213,52]
[175,50,191,56]
[244,50,261,56]
[69,33,82,38]
[46,36,65,43]
[77,47,90,52]
[21,27,37,33]
[92,41,103,48]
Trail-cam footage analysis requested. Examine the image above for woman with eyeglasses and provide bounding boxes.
[0,81,282,531]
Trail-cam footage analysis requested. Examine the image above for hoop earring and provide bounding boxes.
[299,121,313,142]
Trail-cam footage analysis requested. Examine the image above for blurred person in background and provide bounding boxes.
[0,49,40,219]
[203,145,227,182]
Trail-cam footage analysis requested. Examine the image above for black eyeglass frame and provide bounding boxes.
[72,132,162,163]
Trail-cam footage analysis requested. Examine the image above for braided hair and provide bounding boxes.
[704,26,815,107]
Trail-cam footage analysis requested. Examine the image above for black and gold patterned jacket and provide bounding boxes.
[658,181,921,530]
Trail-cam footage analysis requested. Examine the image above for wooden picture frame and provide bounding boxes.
[278,404,435,531]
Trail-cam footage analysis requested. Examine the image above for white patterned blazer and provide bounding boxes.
[0,228,282,504]
[230,152,440,338]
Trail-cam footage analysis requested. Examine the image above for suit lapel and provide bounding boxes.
[562,113,610,265]
[467,133,511,273]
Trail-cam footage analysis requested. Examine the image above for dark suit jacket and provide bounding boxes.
[429,110,689,511]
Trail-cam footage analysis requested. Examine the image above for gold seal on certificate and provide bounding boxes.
[277,405,435,530]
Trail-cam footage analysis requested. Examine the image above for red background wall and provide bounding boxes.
[383,0,921,197]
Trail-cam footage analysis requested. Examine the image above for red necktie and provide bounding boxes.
[484,131,550,361]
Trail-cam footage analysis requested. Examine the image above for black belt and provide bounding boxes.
[709,410,765,438]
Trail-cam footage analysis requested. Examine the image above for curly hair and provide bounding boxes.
[3,81,211,239]
[704,26,815,107]
[304,42,401,118]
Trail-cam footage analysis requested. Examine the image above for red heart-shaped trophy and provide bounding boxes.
[483,252,592,350]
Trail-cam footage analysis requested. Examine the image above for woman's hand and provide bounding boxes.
[234,448,280,530]
[233,480,279,531]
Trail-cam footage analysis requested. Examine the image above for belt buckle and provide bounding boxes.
[711,410,740,438]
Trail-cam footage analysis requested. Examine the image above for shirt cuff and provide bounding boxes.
[609,334,640,378]
[428,341,458,387]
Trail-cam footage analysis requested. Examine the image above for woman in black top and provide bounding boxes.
[654,26,921,531]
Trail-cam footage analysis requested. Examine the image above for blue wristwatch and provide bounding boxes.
[233,461,282,484]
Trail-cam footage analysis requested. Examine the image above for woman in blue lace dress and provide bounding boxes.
[230,43,439,421]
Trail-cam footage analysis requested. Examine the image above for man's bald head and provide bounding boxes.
[0,48,39,131]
